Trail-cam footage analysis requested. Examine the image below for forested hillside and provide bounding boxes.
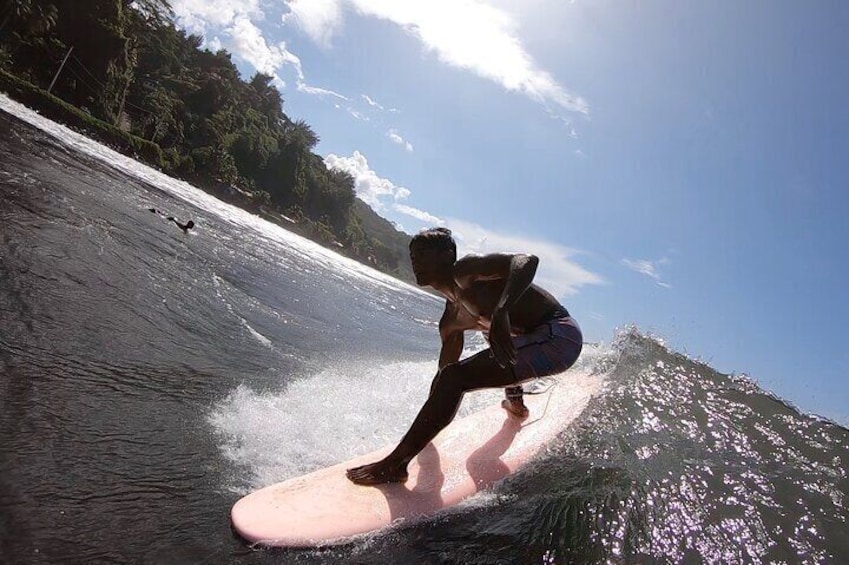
[0,0,414,282]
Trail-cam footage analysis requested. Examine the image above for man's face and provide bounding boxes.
[410,244,451,286]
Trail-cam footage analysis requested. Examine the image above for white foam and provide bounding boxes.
[210,343,613,493]
[209,359,508,493]
[240,318,272,348]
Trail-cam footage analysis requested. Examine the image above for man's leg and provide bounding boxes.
[346,351,522,485]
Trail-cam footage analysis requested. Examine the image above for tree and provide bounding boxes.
[282,118,319,151]
[247,72,284,122]
[1,0,58,35]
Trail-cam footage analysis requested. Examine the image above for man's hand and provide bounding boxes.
[489,308,516,368]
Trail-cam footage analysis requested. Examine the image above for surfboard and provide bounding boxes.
[230,371,600,547]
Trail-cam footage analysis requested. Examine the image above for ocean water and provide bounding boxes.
[1,96,847,564]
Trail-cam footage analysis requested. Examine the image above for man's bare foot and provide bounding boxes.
[346,460,409,485]
[501,398,530,420]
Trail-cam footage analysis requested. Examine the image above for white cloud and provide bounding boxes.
[356,0,588,113]
[322,151,601,298]
[176,0,588,118]
[207,36,223,52]
[622,258,671,288]
[172,0,262,34]
[362,94,399,113]
[282,0,343,48]
[324,151,409,209]
[362,94,384,109]
[346,108,369,121]
[446,218,604,297]
[172,1,303,83]
[283,0,588,114]
[296,81,349,100]
[393,203,442,224]
[387,129,414,152]
[226,16,303,80]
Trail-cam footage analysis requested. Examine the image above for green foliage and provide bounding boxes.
[0,69,165,168]
[0,45,11,70]
[189,145,240,184]
[253,190,272,207]
[1,1,59,37]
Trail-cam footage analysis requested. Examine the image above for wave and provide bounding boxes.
[518,327,849,564]
[234,329,849,563]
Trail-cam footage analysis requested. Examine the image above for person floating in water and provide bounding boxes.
[346,227,583,485]
[168,217,194,233]
[148,208,194,233]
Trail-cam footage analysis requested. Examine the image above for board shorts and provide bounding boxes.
[460,309,583,383]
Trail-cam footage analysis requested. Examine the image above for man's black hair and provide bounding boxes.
[410,227,456,256]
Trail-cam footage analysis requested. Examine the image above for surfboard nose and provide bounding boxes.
[230,494,267,544]
[231,488,316,546]
[230,466,393,547]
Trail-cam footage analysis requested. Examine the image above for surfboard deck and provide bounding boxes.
[231,371,598,547]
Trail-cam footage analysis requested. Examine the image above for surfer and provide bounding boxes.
[148,208,194,233]
[169,217,194,234]
[347,227,582,485]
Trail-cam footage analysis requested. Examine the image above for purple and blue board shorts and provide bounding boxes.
[460,309,583,382]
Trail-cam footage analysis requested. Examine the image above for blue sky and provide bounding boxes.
[169,0,849,425]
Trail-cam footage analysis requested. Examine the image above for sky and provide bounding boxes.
[168,0,849,425]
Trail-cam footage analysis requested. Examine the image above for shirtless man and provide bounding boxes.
[346,227,583,485]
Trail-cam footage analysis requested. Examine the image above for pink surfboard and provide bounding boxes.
[231,371,599,547]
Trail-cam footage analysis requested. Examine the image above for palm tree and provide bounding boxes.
[283,118,319,151]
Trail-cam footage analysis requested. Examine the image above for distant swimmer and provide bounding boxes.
[168,217,194,234]
[346,227,583,485]
[148,207,194,233]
